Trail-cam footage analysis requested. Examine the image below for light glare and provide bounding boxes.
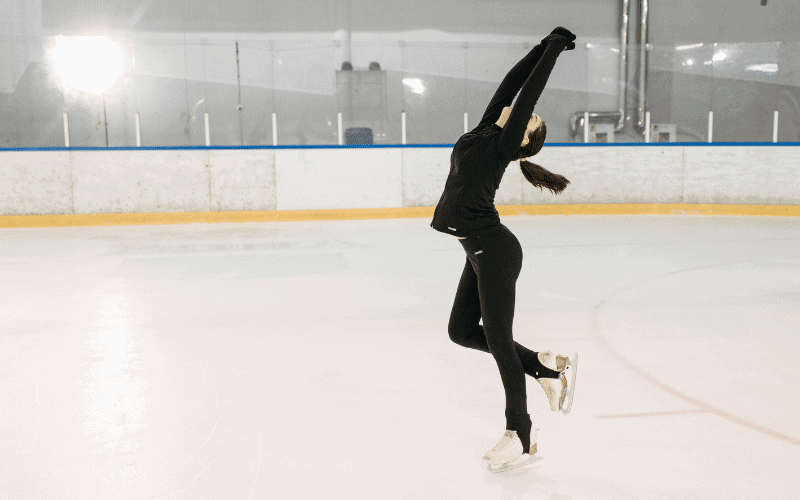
[51,36,127,94]
[403,78,425,95]
[676,43,704,51]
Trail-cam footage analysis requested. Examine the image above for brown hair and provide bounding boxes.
[518,122,570,195]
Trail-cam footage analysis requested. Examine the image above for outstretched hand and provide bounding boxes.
[549,27,577,50]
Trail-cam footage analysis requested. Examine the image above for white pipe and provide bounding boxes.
[272,113,278,146]
[464,112,469,134]
[708,111,713,143]
[63,112,70,148]
[645,111,651,143]
[338,112,343,145]
[583,111,589,143]
[402,112,407,145]
[135,113,141,147]
[205,113,211,147]
[773,111,779,143]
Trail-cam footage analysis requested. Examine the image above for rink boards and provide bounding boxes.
[1,144,799,227]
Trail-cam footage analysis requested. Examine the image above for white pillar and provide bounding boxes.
[334,29,352,66]
[583,112,589,143]
[708,111,714,143]
[204,113,211,146]
[645,111,651,143]
[773,111,779,143]
[63,112,70,148]
[338,112,343,145]
[464,112,469,134]
[272,113,278,146]
[402,112,407,145]
[135,113,141,147]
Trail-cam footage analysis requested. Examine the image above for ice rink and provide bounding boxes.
[1,214,799,500]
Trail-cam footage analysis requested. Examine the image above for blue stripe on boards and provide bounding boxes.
[1,142,799,152]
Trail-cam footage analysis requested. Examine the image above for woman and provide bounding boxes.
[430,27,579,473]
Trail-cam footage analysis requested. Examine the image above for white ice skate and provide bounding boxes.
[537,351,578,415]
[483,429,543,473]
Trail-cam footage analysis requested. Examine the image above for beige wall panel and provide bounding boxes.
[0,151,72,215]
[401,148,451,207]
[209,150,277,211]
[685,146,800,205]
[275,148,403,211]
[520,146,686,205]
[71,150,210,214]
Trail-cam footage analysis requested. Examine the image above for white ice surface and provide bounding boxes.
[1,215,799,500]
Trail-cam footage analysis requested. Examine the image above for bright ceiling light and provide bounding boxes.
[712,51,727,62]
[403,78,425,95]
[50,36,129,94]
[745,63,778,74]
[676,43,704,51]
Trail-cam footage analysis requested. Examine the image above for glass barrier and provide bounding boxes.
[711,42,779,143]
[777,42,800,143]
[272,40,338,146]
[1,36,799,148]
[647,42,714,143]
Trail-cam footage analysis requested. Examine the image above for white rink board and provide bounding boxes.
[0,150,72,215]
[0,145,799,216]
[275,148,403,211]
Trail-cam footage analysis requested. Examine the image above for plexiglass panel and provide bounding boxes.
[648,42,714,143]
[1,35,799,148]
[401,42,466,145]
[272,41,338,146]
[711,42,780,143]
[777,42,800,143]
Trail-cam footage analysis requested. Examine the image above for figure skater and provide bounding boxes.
[430,27,579,473]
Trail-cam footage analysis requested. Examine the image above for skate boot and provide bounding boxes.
[536,351,578,414]
[483,423,542,473]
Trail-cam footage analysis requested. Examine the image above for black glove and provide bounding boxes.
[548,27,576,50]
[543,34,575,52]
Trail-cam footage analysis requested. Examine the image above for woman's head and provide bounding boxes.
[495,107,547,160]
[518,116,546,160]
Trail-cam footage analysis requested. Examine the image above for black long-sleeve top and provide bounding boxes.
[430,35,568,238]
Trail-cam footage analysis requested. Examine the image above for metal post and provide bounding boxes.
[708,111,713,143]
[272,113,278,146]
[464,112,469,134]
[338,112,343,145]
[205,112,211,146]
[103,94,110,147]
[236,41,244,146]
[402,112,407,145]
[773,111,779,143]
[583,111,589,143]
[63,112,70,148]
[135,113,141,147]
[645,111,651,143]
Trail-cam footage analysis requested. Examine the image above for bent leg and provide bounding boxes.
[448,256,560,380]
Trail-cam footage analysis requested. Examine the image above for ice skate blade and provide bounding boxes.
[485,454,543,473]
[559,352,578,415]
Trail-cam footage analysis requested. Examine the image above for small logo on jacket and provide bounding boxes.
[475,250,483,255]
[448,227,457,231]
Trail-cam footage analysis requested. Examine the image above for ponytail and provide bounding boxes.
[519,160,570,195]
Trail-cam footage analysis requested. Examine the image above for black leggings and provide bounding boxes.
[448,224,559,453]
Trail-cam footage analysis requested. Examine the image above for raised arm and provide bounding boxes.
[495,34,570,158]
[475,40,548,129]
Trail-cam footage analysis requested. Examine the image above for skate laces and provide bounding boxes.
[490,431,517,452]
